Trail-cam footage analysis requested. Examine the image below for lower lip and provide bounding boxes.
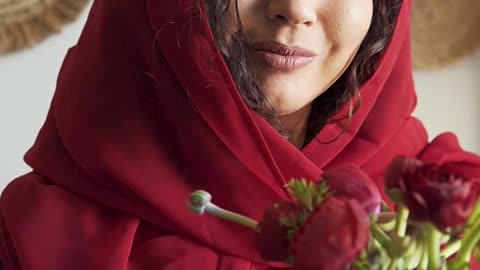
[252,51,315,71]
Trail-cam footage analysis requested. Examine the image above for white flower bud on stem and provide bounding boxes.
[187,190,259,230]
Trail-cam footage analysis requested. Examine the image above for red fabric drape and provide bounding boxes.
[1,0,479,269]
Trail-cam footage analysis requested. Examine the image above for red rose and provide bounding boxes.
[321,166,382,214]
[290,196,370,270]
[385,156,480,231]
[255,201,302,261]
[385,156,423,191]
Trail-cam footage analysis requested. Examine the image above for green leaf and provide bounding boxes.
[314,181,330,207]
[286,178,330,213]
[286,210,310,239]
[279,216,296,228]
[282,178,331,239]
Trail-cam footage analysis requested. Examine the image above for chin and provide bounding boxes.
[261,86,311,115]
[268,96,311,116]
[276,106,308,117]
[256,70,322,115]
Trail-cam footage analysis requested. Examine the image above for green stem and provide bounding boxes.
[418,243,429,270]
[440,258,448,270]
[386,205,409,270]
[206,204,258,229]
[444,200,480,270]
[371,223,390,250]
[425,223,441,270]
[466,200,480,230]
[352,260,367,270]
[460,200,480,248]
[187,190,259,230]
[405,241,422,269]
[394,204,409,237]
[448,220,480,270]
[387,259,399,270]
[440,239,462,259]
[378,219,396,232]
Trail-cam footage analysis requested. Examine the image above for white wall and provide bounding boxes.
[0,4,479,190]
[0,4,92,190]
[413,53,480,154]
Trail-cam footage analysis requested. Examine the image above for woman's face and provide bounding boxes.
[229,0,373,115]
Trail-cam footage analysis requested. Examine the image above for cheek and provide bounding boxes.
[329,0,374,48]
[235,0,260,28]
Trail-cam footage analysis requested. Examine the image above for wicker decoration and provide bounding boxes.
[411,0,480,70]
[0,0,91,55]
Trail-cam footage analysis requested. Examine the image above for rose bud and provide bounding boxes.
[255,201,302,262]
[290,196,370,270]
[385,156,480,231]
[321,166,382,214]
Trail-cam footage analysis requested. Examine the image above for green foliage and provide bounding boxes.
[280,178,331,239]
[286,178,330,212]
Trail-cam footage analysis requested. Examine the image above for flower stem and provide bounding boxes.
[387,259,398,270]
[448,220,480,270]
[387,204,409,270]
[187,190,259,230]
[447,201,480,270]
[424,223,441,270]
[418,243,429,270]
[405,242,422,269]
[206,204,259,229]
[377,219,396,232]
[371,223,390,250]
[352,260,367,270]
[394,204,409,237]
[467,199,480,230]
[458,200,480,250]
[440,239,462,259]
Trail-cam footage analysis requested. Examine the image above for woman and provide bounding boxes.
[0,0,479,269]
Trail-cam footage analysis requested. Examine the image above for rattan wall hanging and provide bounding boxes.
[411,0,480,70]
[0,0,91,55]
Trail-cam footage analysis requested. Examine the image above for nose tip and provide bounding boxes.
[267,1,317,27]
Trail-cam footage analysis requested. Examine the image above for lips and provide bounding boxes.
[249,41,317,71]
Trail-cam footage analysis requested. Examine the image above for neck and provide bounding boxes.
[279,104,312,149]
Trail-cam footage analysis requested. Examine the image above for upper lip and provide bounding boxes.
[249,41,317,57]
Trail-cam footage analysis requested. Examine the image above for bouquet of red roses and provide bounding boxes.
[187,156,480,270]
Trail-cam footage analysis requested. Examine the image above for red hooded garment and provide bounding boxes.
[1,0,480,269]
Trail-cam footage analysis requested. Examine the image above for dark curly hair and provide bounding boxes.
[204,0,402,147]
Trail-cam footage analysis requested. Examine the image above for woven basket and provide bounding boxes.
[411,0,480,70]
[0,0,91,55]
